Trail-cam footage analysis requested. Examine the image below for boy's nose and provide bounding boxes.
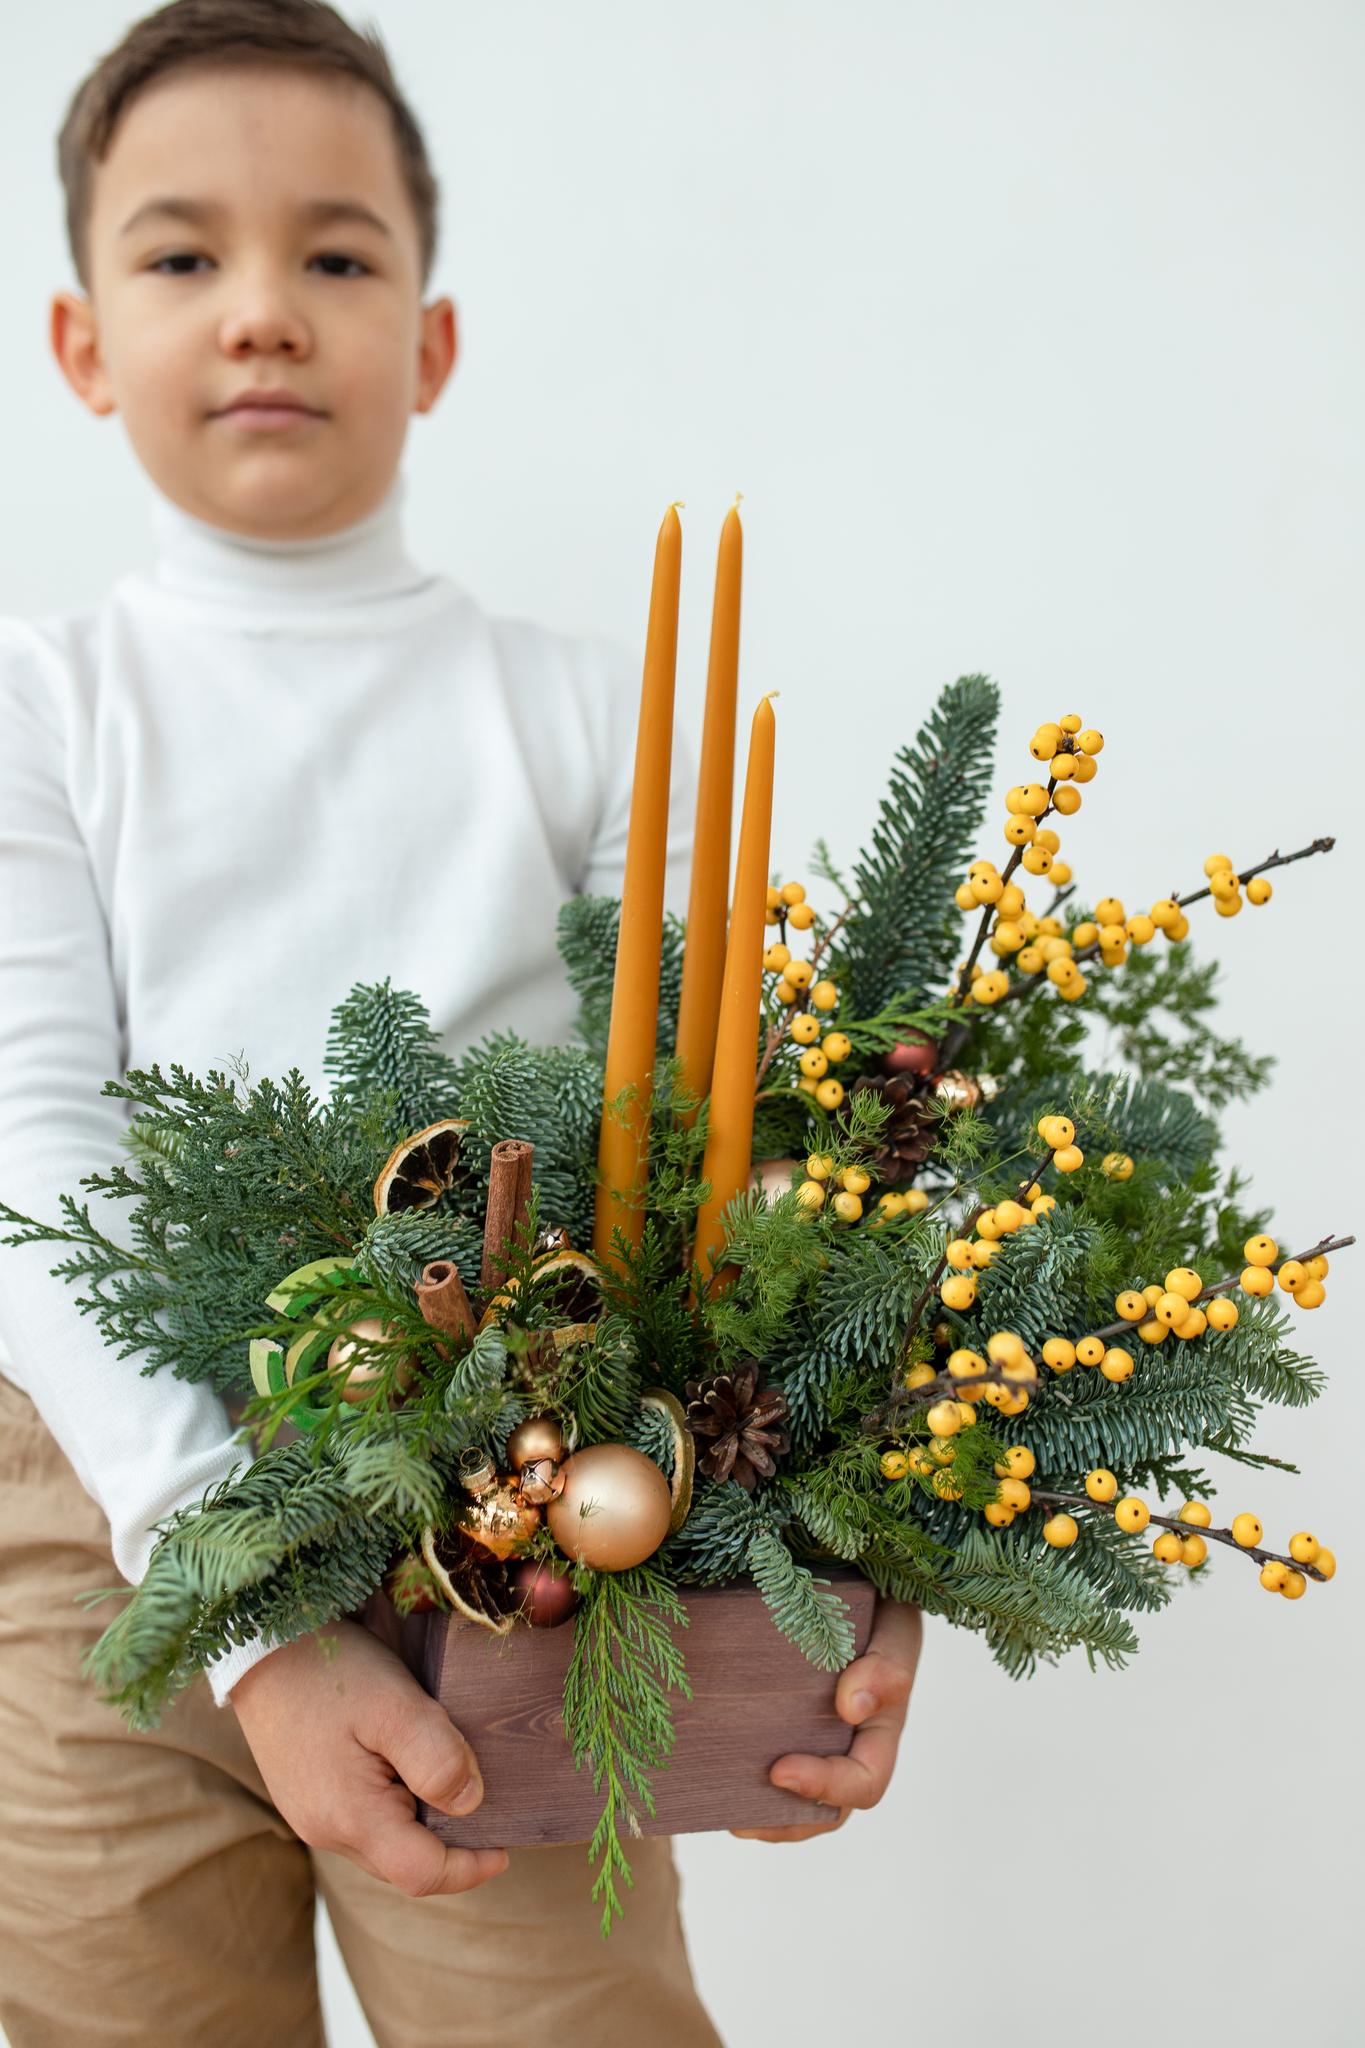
[218,301,311,358]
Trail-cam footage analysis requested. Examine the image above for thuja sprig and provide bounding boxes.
[561,1563,691,1939]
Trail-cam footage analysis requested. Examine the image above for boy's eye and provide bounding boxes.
[147,251,372,277]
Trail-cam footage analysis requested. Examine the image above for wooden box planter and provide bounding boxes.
[360,1571,876,1846]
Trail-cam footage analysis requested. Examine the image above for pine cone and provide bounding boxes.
[684,1361,790,1490]
[844,1072,938,1186]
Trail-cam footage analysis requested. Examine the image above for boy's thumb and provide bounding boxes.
[381,1697,485,1818]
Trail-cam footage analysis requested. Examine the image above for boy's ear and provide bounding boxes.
[414,296,457,417]
[50,291,116,416]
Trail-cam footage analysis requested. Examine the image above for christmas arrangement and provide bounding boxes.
[2,503,1347,1937]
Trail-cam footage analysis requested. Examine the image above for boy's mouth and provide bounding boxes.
[211,388,326,430]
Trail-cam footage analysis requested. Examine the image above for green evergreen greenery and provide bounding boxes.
[0,674,1341,1933]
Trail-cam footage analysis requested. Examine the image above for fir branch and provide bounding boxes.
[746,1525,857,1671]
[838,674,1001,1017]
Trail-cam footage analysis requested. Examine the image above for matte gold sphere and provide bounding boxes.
[506,1414,566,1471]
[545,1443,673,1571]
[325,1316,416,1404]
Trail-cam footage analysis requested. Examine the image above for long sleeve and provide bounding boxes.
[0,620,274,1703]
[577,634,699,913]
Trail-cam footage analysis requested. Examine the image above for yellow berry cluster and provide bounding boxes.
[941,1330,1038,1417]
[1036,1112,1083,1175]
[763,881,847,1109]
[1201,850,1273,921]
[1257,1530,1336,1598]
[940,1182,1056,1306]
[955,862,1087,1006]
[1237,1234,1330,1311]
[1109,1264,1217,1350]
[951,716,1101,1005]
[1065,890,1189,966]
[796,1154,934,1227]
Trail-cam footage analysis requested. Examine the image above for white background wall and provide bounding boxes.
[3,3,1361,2044]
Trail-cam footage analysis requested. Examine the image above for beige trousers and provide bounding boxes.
[0,1374,724,2048]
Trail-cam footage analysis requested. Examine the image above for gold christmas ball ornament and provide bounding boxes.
[934,1070,984,1112]
[545,1443,674,1571]
[506,1414,566,1471]
[322,1316,418,1404]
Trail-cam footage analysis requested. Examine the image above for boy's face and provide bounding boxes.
[51,64,455,540]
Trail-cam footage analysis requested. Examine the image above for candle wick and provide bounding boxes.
[732,492,743,510]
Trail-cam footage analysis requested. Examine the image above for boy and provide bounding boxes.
[0,5,921,2043]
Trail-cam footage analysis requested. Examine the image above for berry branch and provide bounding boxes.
[1075,1234,1354,1348]
[949,777,1060,1006]
[938,834,1337,1068]
[1030,1491,1328,1582]
[753,897,855,1090]
[879,1147,1056,1412]
[865,1231,1354,1438]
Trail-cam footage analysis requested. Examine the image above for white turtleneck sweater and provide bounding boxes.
[0,474,696,1704]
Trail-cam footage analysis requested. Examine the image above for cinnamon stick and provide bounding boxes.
[482,1139,535,1290]
[416,1261,476,1347]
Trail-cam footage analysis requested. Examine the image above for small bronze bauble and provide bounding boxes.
[507,1557,580,1627]
[324,1316,417,1403]
[883,1037,937,1077]
[516,1455,565,1506]
[506,1415,566,1471]
[545,1443,673,1572]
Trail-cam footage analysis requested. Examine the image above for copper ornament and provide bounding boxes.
[882,1037,938,1077]
[545,1443,673,1572]
[454,1452,541,1560]
[507,1557,580,1628]
[517,1456,566,1506]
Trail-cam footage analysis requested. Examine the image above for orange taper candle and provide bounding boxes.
[690,692,776,1291]
[593,503,683,1268]
[674,499,743,1125]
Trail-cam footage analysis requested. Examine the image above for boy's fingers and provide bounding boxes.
[357,1807,510,1897]
[771,1708,901,1812]
[363,1696,485,1817]
[834,1600,923,1727]
[731,1808,851,1843]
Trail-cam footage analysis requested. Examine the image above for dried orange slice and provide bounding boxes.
[372,1118,470,1217]
[642,1386,695,1533]
[477,1247,604,1340]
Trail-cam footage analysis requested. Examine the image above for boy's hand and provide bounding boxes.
[731,1598,923,1842]
[229,1618,510,1897]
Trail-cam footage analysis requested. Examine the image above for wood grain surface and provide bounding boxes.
[360,1572,876,1847]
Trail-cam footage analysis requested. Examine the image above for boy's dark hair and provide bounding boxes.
[57,0,440,291]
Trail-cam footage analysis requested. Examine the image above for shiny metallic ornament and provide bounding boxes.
[506,1415,566,1471]
[517,1456,565,1506]
[545,1443,673,1572]
[454,1451,541,1560]
[933,1069,983,1112]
